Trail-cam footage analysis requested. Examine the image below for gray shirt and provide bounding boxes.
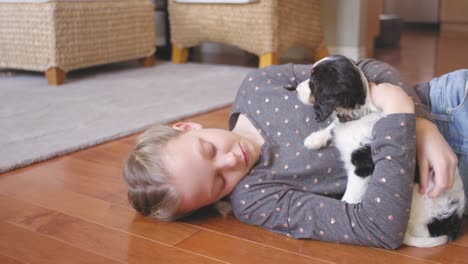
[228,59,427,249]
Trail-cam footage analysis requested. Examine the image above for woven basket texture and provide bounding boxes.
[168,0,324,56]
[0,0,156,72]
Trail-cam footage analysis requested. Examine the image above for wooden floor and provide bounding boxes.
[2,28,468,264]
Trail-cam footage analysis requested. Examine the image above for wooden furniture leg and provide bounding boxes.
[45,67,66,85]
[139,54,156,67]
[172,45,189,64]
[313,41,329,62]
[259,52,279,68]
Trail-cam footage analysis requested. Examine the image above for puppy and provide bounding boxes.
[290,55,465,247]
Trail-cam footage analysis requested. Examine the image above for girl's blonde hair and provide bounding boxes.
[123,125,183,221]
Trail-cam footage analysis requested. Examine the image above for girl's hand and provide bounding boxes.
[369,82,415,114]
[416,118,458,197]
[370,82,457,197]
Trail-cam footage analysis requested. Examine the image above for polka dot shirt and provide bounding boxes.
[228,60,424,249]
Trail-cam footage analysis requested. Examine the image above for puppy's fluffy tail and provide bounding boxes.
[403,233,448,248]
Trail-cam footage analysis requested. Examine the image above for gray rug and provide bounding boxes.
[0,62,253,173]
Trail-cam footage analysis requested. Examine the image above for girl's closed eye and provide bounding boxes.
[201,139,216,159]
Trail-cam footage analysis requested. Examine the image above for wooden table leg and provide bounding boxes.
[259,52,279,68]
[139,54,156,67]
[172,45,189,64]
[45,67,66,85]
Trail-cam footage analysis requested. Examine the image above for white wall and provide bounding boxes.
[321,0,367,60]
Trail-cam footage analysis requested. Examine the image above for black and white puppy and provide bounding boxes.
[291,55,465,247]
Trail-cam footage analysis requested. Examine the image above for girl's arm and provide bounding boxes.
[359,59,457,197]
[231,113,416,249]
[231,86,416,249]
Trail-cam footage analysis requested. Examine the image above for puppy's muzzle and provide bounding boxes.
[295,80,315,105]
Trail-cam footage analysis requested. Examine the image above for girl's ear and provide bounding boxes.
[172,122,202,132]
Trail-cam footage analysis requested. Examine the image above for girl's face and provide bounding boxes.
[163,122,262,214]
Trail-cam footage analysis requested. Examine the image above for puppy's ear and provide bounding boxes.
[314,98,337,122]
[308,78,315,94]
[310,68,338,122]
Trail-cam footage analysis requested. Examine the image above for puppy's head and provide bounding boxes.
[298,55,369,122]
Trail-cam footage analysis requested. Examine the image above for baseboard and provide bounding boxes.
[403,22,440,32]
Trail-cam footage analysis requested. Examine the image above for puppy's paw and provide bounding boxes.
[304,131,330,149]
[341,193,362,204]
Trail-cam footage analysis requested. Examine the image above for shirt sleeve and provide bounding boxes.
[357,59,432,122]
[231,114,416,250]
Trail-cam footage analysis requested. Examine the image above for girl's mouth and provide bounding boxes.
[239,143,248,167]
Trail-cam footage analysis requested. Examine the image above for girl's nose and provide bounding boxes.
[218,151,241,169]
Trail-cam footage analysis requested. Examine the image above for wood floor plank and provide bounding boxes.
[397,243,468,264]
[178,106,232,129]
[391,30,437,84]
[0,253,25,264]
[182,208,438,264]
[452,220,468,247]
[1,155,124,199]
[2,155,129,205]
[0,221,122,264]
[435,33,468,76]
[0,195,222,264]
[70,141,133,169]
[177,230,330,264]
[119,133,141,146]
[69,143,134,206]
[0,174,200,246]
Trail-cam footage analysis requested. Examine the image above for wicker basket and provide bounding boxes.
[168,0,325,60]
[0,0,156,73]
